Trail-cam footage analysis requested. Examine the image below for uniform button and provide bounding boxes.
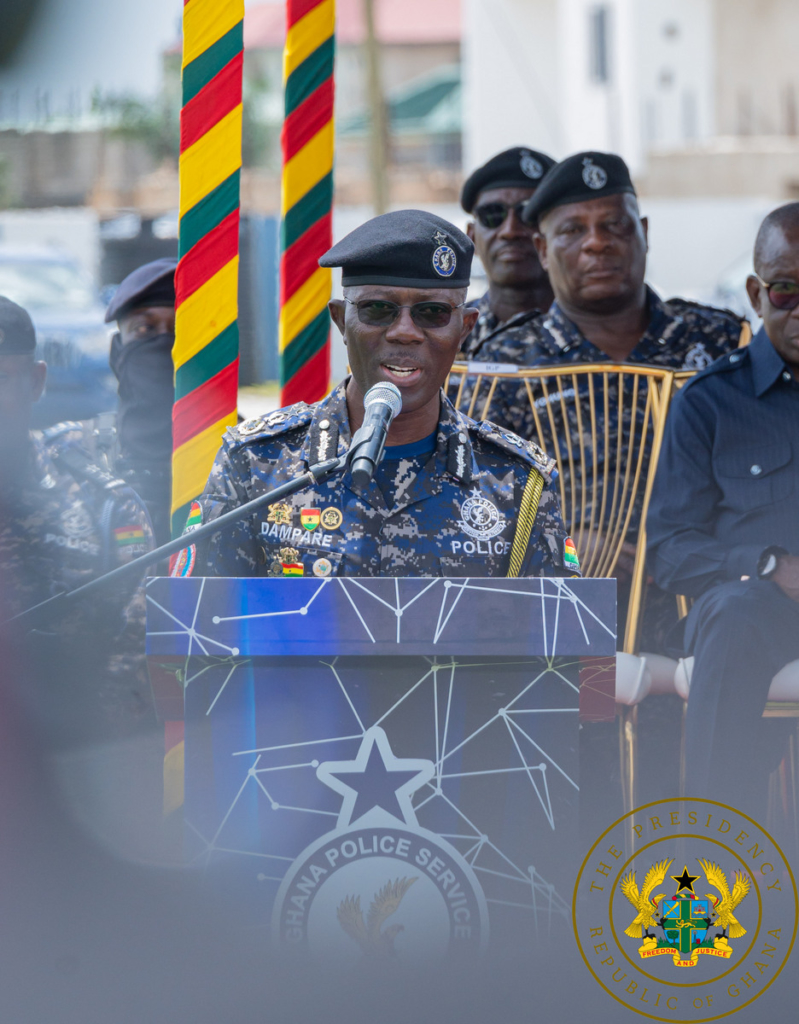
[750,464,762,476]
[458,432,468,443]
[783,370,792,382]
[657,337,666,345]
[729,353,741,363]
[319,419,330,430]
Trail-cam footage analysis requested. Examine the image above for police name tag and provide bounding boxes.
[467,361,519,374]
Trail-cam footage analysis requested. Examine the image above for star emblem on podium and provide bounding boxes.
[317,726,434,828]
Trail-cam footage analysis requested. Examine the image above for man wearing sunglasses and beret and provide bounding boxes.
[458,147,556,363]
[647,203,799,813]
[179,209,578,581]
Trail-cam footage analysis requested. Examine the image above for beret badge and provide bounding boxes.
[432,230,457,278]
[582,157,608,190]
[520,151,544,179]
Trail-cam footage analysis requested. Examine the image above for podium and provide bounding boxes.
[146,576,615,960]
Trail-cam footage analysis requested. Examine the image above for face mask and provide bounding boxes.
[110,331,175,462]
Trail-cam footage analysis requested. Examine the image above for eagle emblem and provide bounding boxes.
[620,859,672,944]
[697,859,751,948]
[337,876,418,956]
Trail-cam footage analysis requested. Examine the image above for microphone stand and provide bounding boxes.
[5,453,347,632]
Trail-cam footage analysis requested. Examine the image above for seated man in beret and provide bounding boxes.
[458,147,556,364]
[471,152,749,589]
[181,210,578,580]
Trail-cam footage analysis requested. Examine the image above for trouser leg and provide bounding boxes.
[684,579,799,811]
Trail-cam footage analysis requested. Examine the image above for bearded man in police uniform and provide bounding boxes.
[185,210,577,580]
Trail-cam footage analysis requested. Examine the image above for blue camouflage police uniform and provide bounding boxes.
[186,381,576,580]
[647,328,799,807]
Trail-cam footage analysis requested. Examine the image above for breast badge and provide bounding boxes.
[458,489,506,542]
[320,507,343,531]
[312,557,333,578]
[300,508,321,532]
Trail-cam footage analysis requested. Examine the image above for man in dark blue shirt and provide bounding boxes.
[647,203,799,809]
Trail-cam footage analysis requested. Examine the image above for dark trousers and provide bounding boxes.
[684,579,799,811]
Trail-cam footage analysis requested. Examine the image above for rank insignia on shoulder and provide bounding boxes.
[320,507,343,531]
[238,417,266,436]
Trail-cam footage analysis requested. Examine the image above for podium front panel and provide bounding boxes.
[146,577,615,960]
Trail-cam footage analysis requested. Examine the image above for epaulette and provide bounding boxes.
[38,420,84,444]
[45,435,126,491]
[225,403,313,448]
[665,297,745,328]
[471,419,556,481]
[680,347,750,391]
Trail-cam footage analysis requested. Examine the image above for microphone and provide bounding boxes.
[348,382,403,487]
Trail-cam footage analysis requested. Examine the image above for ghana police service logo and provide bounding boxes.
[574,798,797,1022]
[432,230,457,278]
[582,157,608,190]
[272,727,488,963]
[458,489,506,542]
[520,150,544,179]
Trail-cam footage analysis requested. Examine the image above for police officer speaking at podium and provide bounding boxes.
[178,210,578,580]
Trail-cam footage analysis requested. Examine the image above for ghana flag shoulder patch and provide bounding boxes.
[563,536,580,572]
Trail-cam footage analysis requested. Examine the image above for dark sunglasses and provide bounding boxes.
[473,201,529,230]
[754,274,799,311]
[345,297,465,329]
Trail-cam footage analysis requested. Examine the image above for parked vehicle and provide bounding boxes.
[0,246,114,427]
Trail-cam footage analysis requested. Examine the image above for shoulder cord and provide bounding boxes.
[506,468,545,578]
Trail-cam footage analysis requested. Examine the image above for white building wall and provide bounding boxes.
[463,0,715,177]
[462,0,563,173]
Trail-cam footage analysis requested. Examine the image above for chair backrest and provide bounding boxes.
[449,363,677,652]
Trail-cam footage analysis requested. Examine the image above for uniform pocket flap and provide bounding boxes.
[715,440,791,479]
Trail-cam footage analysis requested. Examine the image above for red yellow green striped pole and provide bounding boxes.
[172,0,244,537]
[164,0,244,818]
[279,0,336,405]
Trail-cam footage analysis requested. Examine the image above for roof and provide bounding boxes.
[243,0,461,49]
[339,64,461,136]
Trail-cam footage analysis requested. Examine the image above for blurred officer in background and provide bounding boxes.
[648,203,799,813]
[459,148,556,364]
[0,295,154,737]
[49,259,177,546]
[176,210,577,581]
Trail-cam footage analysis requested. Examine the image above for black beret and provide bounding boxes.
[319,210,473,289]
[105,257,178,323]
[461,147,556,213]
[522,151,636,224]
[0,295,36,355]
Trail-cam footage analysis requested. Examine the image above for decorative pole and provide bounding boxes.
[172,0,244,539]
[164,0,245,817]
[279,0,336,406]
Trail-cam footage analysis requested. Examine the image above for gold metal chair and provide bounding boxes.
[449,362,677,653]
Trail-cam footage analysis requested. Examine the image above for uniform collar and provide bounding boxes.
[749,327,795,397]
[464,291,540,356]
[542,286,680,359]
[299,379,475,512]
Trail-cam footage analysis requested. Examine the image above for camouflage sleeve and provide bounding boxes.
[182,440,262,577]
[516,474,580,578]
